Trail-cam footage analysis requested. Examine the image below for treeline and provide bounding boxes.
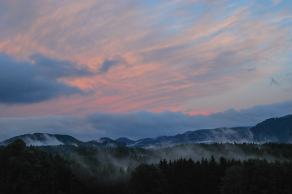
[132,158,292,194]
[0,140,130,194]
[0,140,85,194]
[1,140,292,194]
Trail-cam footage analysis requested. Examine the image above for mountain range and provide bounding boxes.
[1,114,292,148]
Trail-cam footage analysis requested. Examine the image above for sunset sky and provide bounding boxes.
[0,0,292,140]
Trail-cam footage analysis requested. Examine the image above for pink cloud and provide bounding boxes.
[0,0,291,117]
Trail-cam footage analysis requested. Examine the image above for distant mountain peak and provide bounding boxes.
[97,137,124,147]
[2,133,81,146]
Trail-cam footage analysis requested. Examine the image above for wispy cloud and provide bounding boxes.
[0,0,291,116]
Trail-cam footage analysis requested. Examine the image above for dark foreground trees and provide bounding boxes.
[0,140,84,194]
[1,141,292,194]
[131,158,292,194]
[0,140,129,194]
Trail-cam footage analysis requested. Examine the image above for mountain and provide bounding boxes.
[115,137,136,145]
[94,137,125,147]
[116,127,253,148]
[1,114,292,147]
[2,133,82,146]
[251,114,292,143]
[118,115,292,147]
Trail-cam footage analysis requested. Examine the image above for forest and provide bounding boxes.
[1,140,292,194]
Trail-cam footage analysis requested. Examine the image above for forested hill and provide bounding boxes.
[2,140,292,194]
[251,114,292,142]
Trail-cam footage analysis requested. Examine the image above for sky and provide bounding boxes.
[0,0,291,140]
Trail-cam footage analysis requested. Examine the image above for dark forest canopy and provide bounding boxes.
[1,140,292,194]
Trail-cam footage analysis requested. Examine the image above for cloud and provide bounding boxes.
[31,54,91,78]
[98,59,120,74]
[0,53,91,104]
[0,101,291,141]
[0,0,291,115]
[0,0,38,38]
